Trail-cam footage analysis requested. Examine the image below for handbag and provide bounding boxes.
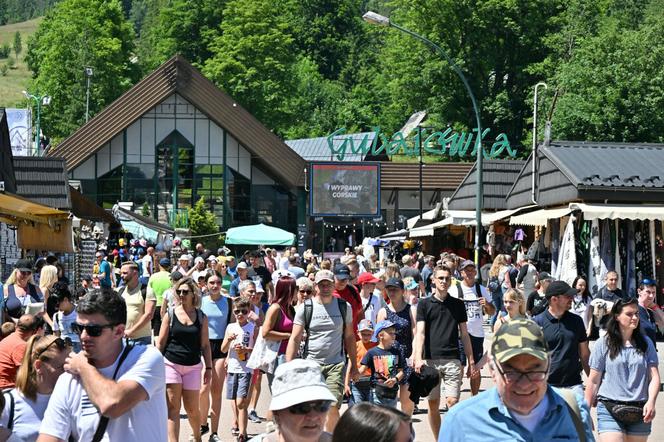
[247,328,280,374]
[600,399,645,425]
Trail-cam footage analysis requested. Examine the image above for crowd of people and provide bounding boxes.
[0,242,661,441]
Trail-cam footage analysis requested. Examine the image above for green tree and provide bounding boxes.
[13,31,21,59]
[203,0,297,133]
[188,197,220,249]
[26,0,139,141]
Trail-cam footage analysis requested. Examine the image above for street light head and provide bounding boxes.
[362,11,390,26]
[42,96,51,106]
[85,67,94,77]
[22,90,29,98]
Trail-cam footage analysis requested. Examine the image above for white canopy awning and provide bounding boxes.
[462,206,536,227]
[406,202,444,229]
[569,203,664,220]
[409,211,475,237]
[510,207,572,226]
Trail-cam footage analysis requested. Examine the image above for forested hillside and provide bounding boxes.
[14,0,664,150]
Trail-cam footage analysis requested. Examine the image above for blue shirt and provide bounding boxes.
[639,305,657,346]
[438,386,595,442]
[590,334,658,402]
[99,260,113,287]
[200,295,232,339]
[229,277,242,297]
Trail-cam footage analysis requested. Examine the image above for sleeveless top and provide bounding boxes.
[4,284,42,319]
[164,310,203,366]
[273,305,294,355]
[385,303,414,384]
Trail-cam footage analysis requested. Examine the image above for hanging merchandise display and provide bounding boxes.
[556,215,577,285]
[587,219,603,297]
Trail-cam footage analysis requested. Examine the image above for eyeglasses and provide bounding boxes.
[71,322,116,337]
[494,361,548,384]
[176,289,192,295]
[298,289,312,294]
[18,270,32,275]
[233,309,248,315]
[287,400,332,415]
[36,337,68,358]
[436,276,452,282]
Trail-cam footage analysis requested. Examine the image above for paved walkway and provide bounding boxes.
[180,337,664,441]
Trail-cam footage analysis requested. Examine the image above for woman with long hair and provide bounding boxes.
[199,271,234,441]
[585,299,660,441]
[571,275,594,337]
[157,277,213,442]
[332,402,412,442]
[3,260,43,323]
[3,335,69,440]
[487,255,508,326]
[376,279,416,416]
[215,260,234,292]
[263,277,297,387]
[492,289,526,332]
[39,265,59,330]
[385,262,400,280]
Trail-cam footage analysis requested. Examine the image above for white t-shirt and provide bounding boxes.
[39,344,167,442]
[226,322,256,374]
[141,255,153,278]
[53,309,80,343]
[0,389,50,442]
[509,391,549,433]
[451,282,492,338]
[362,293,383,325]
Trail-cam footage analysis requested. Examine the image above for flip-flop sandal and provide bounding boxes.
[231,427,240,436]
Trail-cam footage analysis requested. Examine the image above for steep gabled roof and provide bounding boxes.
[13,156,71,210]
[48,55,305,189]
[447,159,525,210]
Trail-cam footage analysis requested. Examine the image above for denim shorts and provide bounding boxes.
[597,401,651,436]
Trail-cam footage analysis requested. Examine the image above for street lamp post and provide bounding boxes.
[85,67,94,123]
[22,90,51,156]
[362,11,484,265]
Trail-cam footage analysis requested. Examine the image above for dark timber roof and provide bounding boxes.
[378,162,473,190]
[47,56,305,189]
[506,141,664,209]
[13,156,71,210]
[447,160,525,210]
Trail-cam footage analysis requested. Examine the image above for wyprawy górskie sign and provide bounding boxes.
[327,127,517,161]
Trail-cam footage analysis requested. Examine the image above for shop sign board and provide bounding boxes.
[309,162,380,217]
[327,126,517,161]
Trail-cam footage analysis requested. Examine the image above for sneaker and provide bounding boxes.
[200,424,209,436]
[248,409,261,423]
[209,434,221,442]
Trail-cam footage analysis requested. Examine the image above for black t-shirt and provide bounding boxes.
[533,310,587,387]
[526,290,548,317]
[416,294,467,360]
[360,345,404,386]
[598,286,628,302]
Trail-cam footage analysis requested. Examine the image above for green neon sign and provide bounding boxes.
[327,127,517,161]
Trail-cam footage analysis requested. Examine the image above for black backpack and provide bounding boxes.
[118,283,147,302]
[302,298,347,359]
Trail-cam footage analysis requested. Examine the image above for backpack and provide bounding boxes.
[118,284,147,303]
[2,390,14,432]
[302,298,347,359]
[456,281,484,301]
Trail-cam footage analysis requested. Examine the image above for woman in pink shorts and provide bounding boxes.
[157,277,213,442]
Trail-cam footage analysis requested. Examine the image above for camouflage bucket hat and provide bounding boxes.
[491,318,548,364]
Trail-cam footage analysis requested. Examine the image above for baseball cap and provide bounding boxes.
[372,320,395,342]
[545,280,576,298]
[256,282,265,293]
[170,270,184,281]
[334,264,351,280]
[357,272,379,285]
[194,256,205,264]
[385,277,404,290]
[237,262,249,270]
[459,259,476,271]
[178,254,190,261]
[269,359,336,410]
[405,279,418,290]
[315,269,334,284]
[358,319,374,332]
[492,318,549,364]
[15,259,33,273]
[159,257,171,268]
[207,255,217,261]
[538,272,554,281]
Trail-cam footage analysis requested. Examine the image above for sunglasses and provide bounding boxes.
[176,289,192,295]
[18,270,32,275]
[287,400,332,415]
[299,289,313,294]
[71,322,116,337]
[36,337,68,358]
[234,309,248,315]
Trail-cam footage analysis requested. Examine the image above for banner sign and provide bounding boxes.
[7,108,32,156]
[327,126,516,162]
[310,162,380,217]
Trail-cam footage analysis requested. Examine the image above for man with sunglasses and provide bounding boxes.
[638,278,664,346]
[439,318,594,441]
[413,265,473,439]
[38,289,167,442]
